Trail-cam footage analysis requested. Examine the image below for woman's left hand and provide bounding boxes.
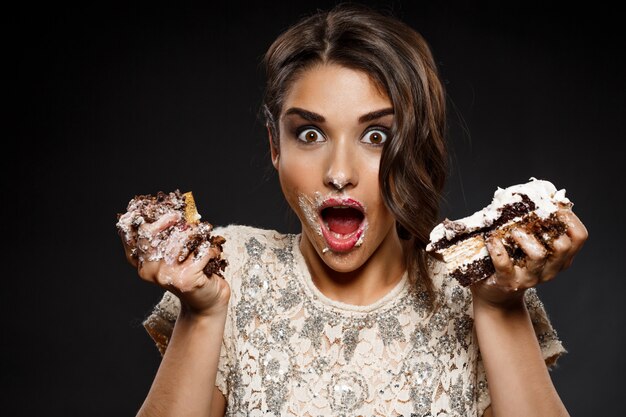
[470,208,588,308]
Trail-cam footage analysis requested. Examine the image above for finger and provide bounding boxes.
[157,244,214,292]
[485,235,515,284]
[558,209,588,255]
[509,228,547,277]
[136,213,182,260]
[119,234,138,268]
[141,258,205,291]
[137,212,182,251]
[153,263,180,288]
[141,212,182,237]
[118,226,137,249]
[487,235,533,291]
[137,259,161,284]
[162,228,195,264]
[188,241,219,271]
[540,233,572,280]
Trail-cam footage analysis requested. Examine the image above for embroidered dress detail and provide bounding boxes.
[144,225,566,417]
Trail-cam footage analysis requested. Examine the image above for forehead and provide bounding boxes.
[282,63,391,118]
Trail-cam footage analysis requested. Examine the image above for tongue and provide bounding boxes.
[324,208,363,235]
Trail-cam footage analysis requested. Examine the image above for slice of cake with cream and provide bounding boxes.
[426,178,572,287]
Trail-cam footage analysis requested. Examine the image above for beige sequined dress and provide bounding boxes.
[143,225,566,417]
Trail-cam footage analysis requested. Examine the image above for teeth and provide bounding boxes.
[324,205,355,210]
[330,230,352,238]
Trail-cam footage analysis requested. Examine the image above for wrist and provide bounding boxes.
[179,302,228,322]
[472,290,527,315]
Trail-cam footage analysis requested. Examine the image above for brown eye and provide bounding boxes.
[362,129,388,145]
[297,128,324,143]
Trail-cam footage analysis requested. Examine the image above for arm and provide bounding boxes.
[137,306,227,417]
[473,296,568,417]
[120,216,231,417]
[471,208,587,417]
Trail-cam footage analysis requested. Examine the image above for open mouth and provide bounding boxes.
[318,198,367,253]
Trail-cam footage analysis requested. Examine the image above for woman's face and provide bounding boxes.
[271,63,400,272]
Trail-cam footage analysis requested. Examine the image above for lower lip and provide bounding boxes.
[319,216,366,253]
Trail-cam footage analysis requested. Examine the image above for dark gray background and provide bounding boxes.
[7,1,624,415]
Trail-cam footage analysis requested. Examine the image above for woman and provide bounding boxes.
[122,4,586,416]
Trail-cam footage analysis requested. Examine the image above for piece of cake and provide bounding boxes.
[116,189,227,278]
[426,178,573,287]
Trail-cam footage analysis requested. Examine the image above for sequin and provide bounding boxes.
[265,381,288,415]
[256,300,276,322]
[438,333,456,355]
[328,372,368,415]
[234,298,255,332]
[245,237,265,257]
[449,377,465,410]
[411,362,435,386]
[276,280,302,312]
[341,327,360,362]
[429,306,451,333]
[410,386,433,416]
[270,319,295,344]
[410,325,430,348]
[454,315,474,350]
[249,329,267,348]
[451,285,469,308]
[142,226,567,417]
[310,356,329,375]
[377,313,406,345]
[243,263,271,298]
[272,246,293,264]
[300,314,327,350]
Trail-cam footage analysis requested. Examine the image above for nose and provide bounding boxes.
[323,137,358,192]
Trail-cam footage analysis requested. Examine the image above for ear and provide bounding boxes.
[267,124,279,169]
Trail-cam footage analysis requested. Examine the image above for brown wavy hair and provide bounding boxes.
[262,4,447,306]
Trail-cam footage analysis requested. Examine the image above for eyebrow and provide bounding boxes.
[283,107,325,122]
[283,107,394,123]
[358,108,394,123]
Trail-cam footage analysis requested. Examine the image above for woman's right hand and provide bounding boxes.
[120,215,230,317]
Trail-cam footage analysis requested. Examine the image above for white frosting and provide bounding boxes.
[427,177,571,249]
[116,191,213,264]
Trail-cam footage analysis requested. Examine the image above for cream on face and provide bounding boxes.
[298,192,325,237]
[274,63,402,273]
[297,191,369,254]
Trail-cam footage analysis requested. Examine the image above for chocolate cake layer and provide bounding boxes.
[426,178,572,287]
[204,235,228,277]
[116,189,228,278]
[429,194,537,252]
[450,257,496,287]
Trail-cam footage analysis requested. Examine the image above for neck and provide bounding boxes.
[299,228,406,306]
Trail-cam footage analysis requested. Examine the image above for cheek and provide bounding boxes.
[278,141,322,186]
[277,149,320,209]
[362,158,383,198]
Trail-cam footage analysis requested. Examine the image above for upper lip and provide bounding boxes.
[318,197,365,214]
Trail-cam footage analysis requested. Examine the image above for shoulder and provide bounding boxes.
[212,223,294,257]
[427,256,474,315]
[211,223,296,284]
